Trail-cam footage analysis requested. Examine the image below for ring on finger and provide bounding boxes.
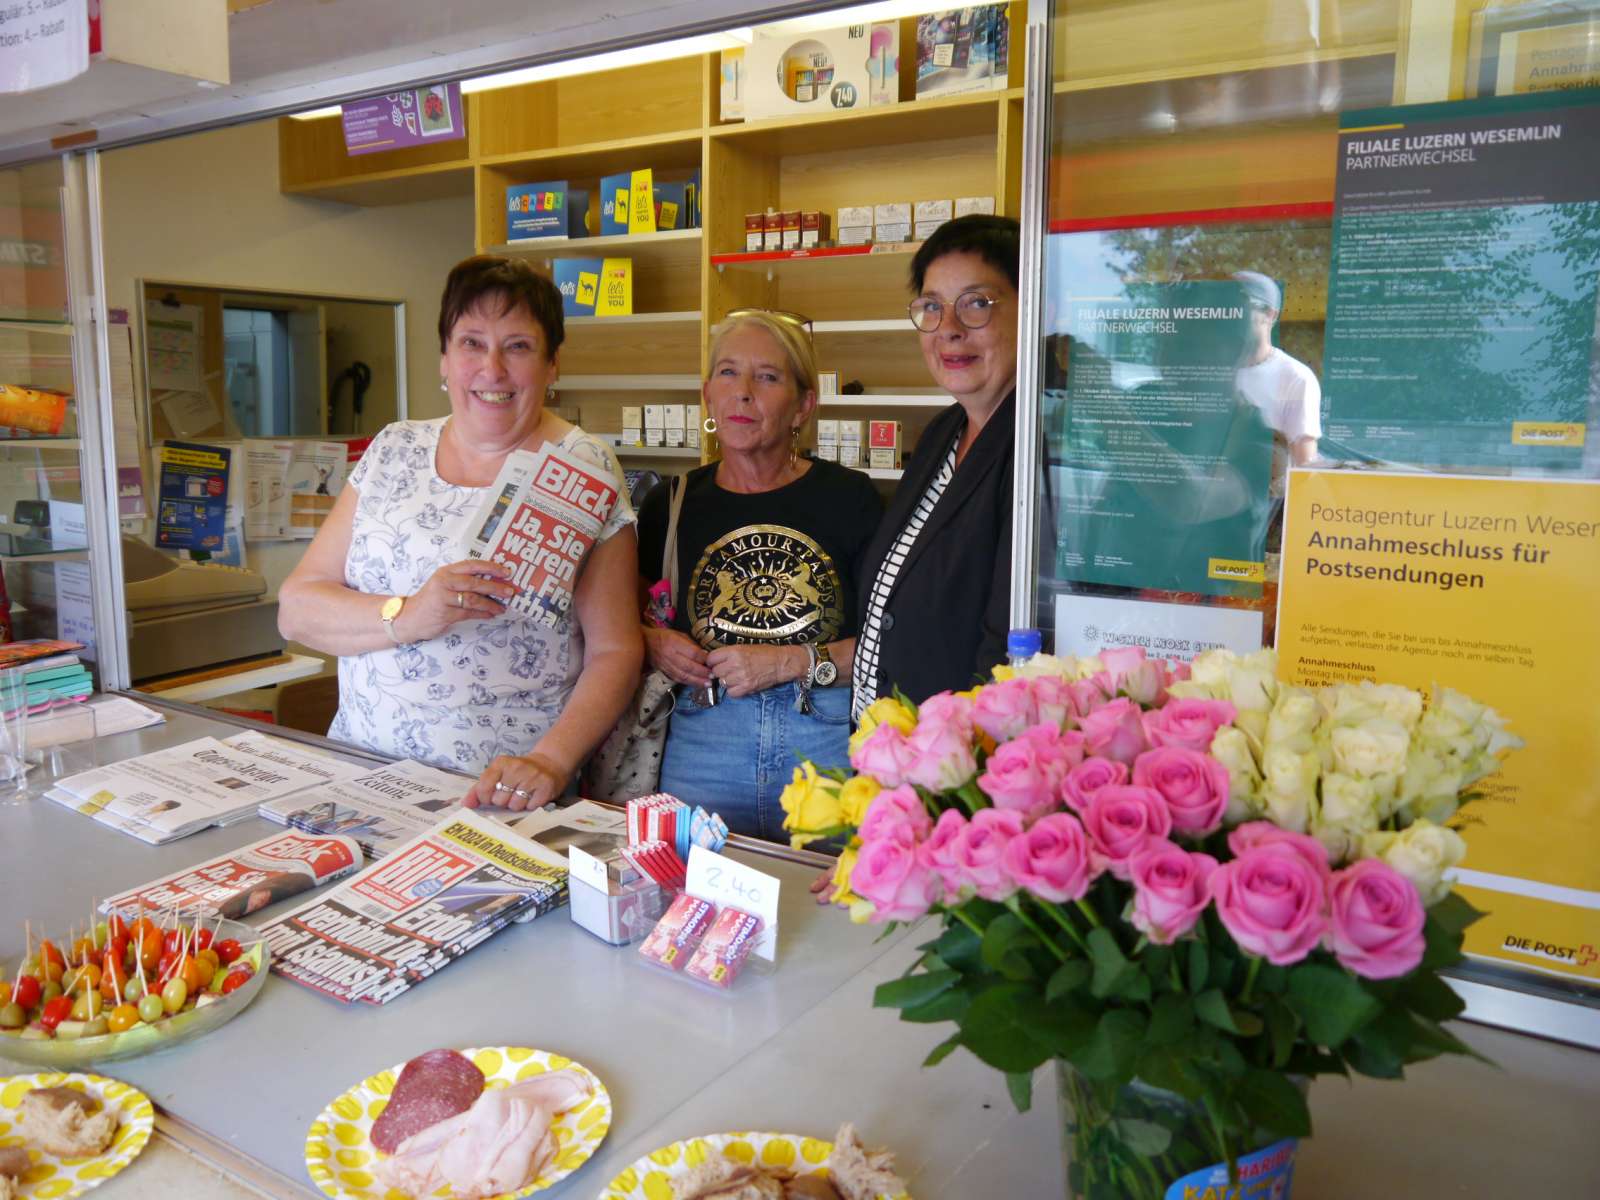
[494,781,512,793]
[455,592,465,608]
[512,788,532,800]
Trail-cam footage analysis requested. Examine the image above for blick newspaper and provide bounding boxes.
[257,809,567,1005]
[99,831,363,920]
[460,440,619,627]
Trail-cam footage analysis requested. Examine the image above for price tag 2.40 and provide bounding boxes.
[686,845,780,962]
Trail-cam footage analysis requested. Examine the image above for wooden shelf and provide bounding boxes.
[710,91,1007,157]
[607,442,701,459]
[0,320,73,337]
[554,375,700,392]
[0,547,89,564]
[492,229,703,274]
[812,319,913,334]
[281,162,474,207]
[819,395,948,409]
[864,467,904,480]
[479,131,704,181]
[564,311,701,330]
[0,438,81,451]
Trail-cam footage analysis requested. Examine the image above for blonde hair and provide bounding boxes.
[706,311,819,401]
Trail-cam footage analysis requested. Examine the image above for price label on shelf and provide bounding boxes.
[686,845,780,962]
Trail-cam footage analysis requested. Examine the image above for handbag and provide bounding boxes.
[582,475,686,802]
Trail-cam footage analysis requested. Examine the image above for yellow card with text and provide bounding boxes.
[627,169,656,236]
[1277,469,1600,984]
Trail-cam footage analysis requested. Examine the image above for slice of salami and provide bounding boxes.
[369,1049,485,1153]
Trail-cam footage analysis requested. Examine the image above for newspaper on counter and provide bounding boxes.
[99,830,363,920]
[259,759,471,859]
[459,439,619,627]
[48,730,365,844]
[257,808,568,1005]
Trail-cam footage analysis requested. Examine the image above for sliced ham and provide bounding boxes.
[370,1049,485,1154]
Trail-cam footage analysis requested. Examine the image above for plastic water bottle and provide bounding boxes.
[1007,628,1042,667]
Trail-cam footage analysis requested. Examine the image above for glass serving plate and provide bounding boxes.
[0,918,270,1068]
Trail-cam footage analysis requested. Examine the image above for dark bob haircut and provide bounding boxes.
[437,255,565,357]
[909,214,1021,294]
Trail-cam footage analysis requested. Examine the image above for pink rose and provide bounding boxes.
[1132,746,1231,838]
[850,722,917,789]
[858,784,933,845]
[1210,846,1329,965]
[1327,859,1426,979]
[851,834,940,923]
[1098,645,1148,685]
[1077,698,1150,764]
[977,734,1058,821]
[1061,756,1129,814]
[972,679,1038,743]
[1029,675,1075,730]
[951,808,1025,901]
[1227,821,1331,883]
[905,717,979,792]
[1142,698,1239,752]
[1129,840,1218,944]
[918,691,975,736]
[1079,785,1172,879]
[1121,660,1170,707]
[1068,677,1112,720]
[1002,812,1098,903]
[917,808,968,897]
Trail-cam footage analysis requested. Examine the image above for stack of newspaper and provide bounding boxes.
[258,759,472,859]
[47,731,365,845]
[460,439,621,627]
[259,806,599,1005]
[99,830,365,920]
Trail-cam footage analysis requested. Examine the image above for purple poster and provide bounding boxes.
[342,84,464,156]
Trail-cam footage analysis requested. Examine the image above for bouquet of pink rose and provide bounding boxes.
[779,647,1521,1198]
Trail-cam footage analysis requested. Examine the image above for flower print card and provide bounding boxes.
[460,440,619,628]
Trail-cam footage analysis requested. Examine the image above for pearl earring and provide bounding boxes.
[439,381,447,393]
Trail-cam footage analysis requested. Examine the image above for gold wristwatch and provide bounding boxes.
[812,642,839,687]
[380,595,406,643]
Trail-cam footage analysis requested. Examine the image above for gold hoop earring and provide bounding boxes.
[702,416,718,435]
[790,426,801,468]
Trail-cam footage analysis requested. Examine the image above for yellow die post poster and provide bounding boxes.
[1277,469,1600,984]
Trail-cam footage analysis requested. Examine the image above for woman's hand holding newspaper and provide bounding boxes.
[393,559,516,642]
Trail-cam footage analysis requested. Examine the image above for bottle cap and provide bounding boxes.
[1007,628,1042,659]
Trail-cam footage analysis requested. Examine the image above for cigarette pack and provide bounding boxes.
[955,195,996,217]
[762,211,784,252]
[876,221,912,244]
[780,210,802,251]
[869,419,902,469]
[664,404,687,447]
[816,418,839,462]
[686,419,701,449]
[800,211,830,248]
[620,406,644,447]
[644,404,665,447]
[914,199,953,224]
[817,371,839,396]
[745,212,766,252]
[874,202,911,227]
[837,204,873,246]
[837,419,863,468]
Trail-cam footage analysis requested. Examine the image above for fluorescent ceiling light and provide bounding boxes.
[289,106,342,121]
[761,1,949,33]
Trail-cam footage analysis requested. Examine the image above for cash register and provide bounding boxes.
[121,536,282,681]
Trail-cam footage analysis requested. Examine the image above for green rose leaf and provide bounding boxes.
[1420,914,1467,972]
[1236,1069,1311,1138]
[959,984,1056,1074]
[1088,927,1139,999]
[1187,940,1210,992]
[1400,972,1466,1023]
[931,921,984,974]
[1110,1118,1173,1156]
[875,968,960,1011]
[1006,1070,1034,1113]
[1195,988,1243,1034]
[981,912,1040,982]
[1428,892,1487,935]
[1074,1009,1147,1082]
[923,1034,961,1068]
[1287,964,1383,1046]
[1147,993,1195,1047]
[900,986,973,1024]
[1046,958,1092,1003]
[1262,997,1299,1069]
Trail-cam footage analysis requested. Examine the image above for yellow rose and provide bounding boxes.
[830,842,862,907]
[848,696,917,755]
[779,763,845,849]
[837,775,882,827]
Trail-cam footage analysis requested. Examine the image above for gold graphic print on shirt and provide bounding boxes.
[689,524,844,646]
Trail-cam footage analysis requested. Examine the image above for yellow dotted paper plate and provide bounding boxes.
[304,1046,611,1200]
[597,1132,912,1200]
[0,1072,156,1200]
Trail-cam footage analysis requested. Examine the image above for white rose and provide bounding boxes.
[1313,771,1381,863]
[1363,683,1424,730]
[1225,651,1279,715]
[1265,686,1320,752]
[1362,819,1468,906]
[999,652,1094,681]
[1395,746,1465,824]
[1261,745,1320,833]
[1331,718,1410,778]
[1210,726,1263,825]
[1167,679,1222,701]
[1319,683,1383,727]
[1188,648,1240,689]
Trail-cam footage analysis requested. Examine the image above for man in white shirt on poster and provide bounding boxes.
[1233,270,1321,497]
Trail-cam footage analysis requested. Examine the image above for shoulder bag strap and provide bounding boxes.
[662,472,688,601]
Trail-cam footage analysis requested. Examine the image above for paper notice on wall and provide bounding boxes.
[158,390,220,437]
[107,321,147,516]
[1054,594,1263,663]
[244,440,294,540]
[54,562,96,662]
[0,0,89,94]
[288,441,347,538]
[145,301,203,391]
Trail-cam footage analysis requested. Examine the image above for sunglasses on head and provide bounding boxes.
[724,307,814,336]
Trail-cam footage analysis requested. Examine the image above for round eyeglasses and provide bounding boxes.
[908,290,1003,333]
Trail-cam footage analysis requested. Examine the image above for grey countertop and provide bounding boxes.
[3,707,1598,1198]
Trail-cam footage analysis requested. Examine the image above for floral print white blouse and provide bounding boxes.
[327,417,634,773]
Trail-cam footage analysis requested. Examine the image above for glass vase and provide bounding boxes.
[1057,1062,1302,1200]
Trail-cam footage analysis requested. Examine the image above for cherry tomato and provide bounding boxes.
[219,969,252,995]
[137,932,162,974]
[71,936,96,965]
[214,938,243,966]
[180,958,207,993]
[39,994,73,1031]
[38,940,65,970]
[101,955,129,1003]
[130,917,159,944]
[107,914,130,942]
[108,934,129,967]
[190,927,214,953]
[162,929,183,954]
[157,952,177,983]
[197,948,220,970]
[107,1004,140,1033]
[10,974,41,1010]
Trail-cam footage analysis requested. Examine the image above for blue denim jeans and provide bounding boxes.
[659,681,852,844]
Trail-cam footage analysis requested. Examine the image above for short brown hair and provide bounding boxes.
[437,255,564,357]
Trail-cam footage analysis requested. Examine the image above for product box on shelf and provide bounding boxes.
[686,418,701,450]
[800,210,830,248]
[816,418,839,462]
[781,210,802,251]
[506,181,572,241]
[837,419,863,468]
[745,212,766,252]
[644,405,665,447]
[629,169,657,235]
[914,198,953,241]
[837,204,873,246]
[600,171,631,236]
[621,406,644,447]
[762,210,784,252]
[720,46,745,121]
[955,194,996,217]
[818,371,839,396]
[874,201,912,245]
[915,6,1010,99]
[869,419,902,470]
[664,404,686,448]
[744,23,900,121]
[654,181,691,231]
[557,258,632,316]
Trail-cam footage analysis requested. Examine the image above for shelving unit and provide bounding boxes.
[277,8,1028,470]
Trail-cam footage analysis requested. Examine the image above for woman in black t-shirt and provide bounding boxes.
[636,311,882,842]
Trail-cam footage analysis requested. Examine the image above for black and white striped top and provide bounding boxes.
[851,438,959,722]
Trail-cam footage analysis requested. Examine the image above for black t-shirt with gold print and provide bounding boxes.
[637,460,884,648]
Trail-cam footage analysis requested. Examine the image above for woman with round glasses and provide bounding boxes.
[851,214,1022,717]
[635,310,883,841]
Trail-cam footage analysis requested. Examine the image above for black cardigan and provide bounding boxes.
[856,393,1015,704]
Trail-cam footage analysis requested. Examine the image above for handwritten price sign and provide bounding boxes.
[686,845,780,961]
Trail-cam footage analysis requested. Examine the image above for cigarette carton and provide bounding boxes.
[837,419,863,468]
[664,404,686,448]
[817,371,839,396]
[876,221,912,244]
[874,202,912,226]
[869,419,902,470]
[800,210,830,248]
[644,404,665,448]
[781,210,802,251]
[763,211,784,252]
[621,406,644,447]
[745,213,765,252]
[914,199,953,224]
[955,195,997,217]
